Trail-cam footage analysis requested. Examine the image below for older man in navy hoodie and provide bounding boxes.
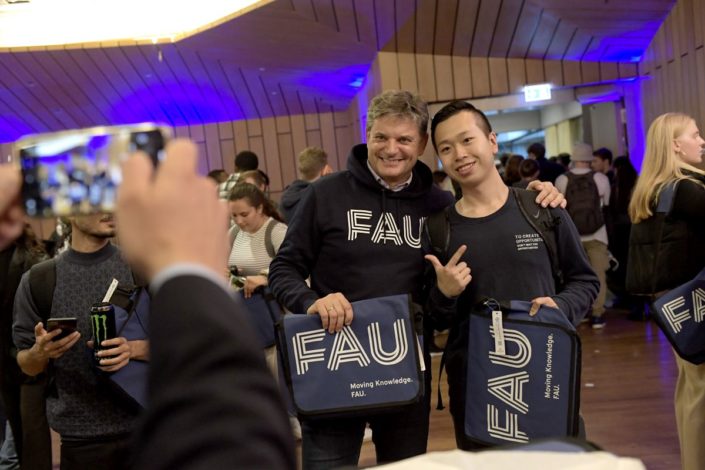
[269,90,563,469]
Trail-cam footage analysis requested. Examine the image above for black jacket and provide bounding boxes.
[269,144,454,314]
[627,175,705,295]
[132,275,295,470]
[279,179,311,223]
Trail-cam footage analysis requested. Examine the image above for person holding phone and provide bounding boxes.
[12,212,148,470]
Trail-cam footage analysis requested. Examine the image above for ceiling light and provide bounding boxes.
[0,0,272,49]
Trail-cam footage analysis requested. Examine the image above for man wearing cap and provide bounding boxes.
[556,143,611,328]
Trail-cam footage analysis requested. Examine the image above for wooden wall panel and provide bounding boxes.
[695,48,705,126]
[544,60,564,86]
[416,54,437,101]
[452,56,473,99]
[507,58,527,93]
[434,55,455,101]
[488,58,509,96]
[164,105,361,196]
[525,59,545,84]
[398,53,419,92]
[469,58,491,98]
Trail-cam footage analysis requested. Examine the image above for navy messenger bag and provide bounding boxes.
[277,294,423,418]
[236,287,283,349]
[465,300,581,445]
[652,267,705,365]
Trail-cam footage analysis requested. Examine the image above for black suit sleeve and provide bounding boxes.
[132,275,295,470]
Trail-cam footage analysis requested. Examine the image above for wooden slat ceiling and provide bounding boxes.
[0,0,675,143]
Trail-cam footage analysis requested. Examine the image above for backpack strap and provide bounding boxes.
[28,258,57,323]
[229,219,280,259]
[649,180,681,295]
[228,224,240,248]
[422,206,452,410]
[264,219,279,259]
[424,206,451,263]
[512,188,564,290]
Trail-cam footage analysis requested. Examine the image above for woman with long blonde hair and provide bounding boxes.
[627,112,705,470]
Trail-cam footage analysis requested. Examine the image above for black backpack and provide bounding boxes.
[564,172,604,235]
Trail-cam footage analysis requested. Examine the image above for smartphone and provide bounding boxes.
[46,317,78,341]
[14,123,171,217]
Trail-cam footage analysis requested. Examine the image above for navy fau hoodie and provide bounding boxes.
[269,144,454,314]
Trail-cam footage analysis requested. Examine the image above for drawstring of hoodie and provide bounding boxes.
[381,189,388,244]
[380,190,403,245]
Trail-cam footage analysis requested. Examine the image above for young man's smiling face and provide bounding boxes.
[434,110,498,188]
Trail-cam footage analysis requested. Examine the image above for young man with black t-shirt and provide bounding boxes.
[424,101,599,450]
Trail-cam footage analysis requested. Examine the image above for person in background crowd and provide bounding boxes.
[558,152,571,170]
[527,142,565,183]
[227,183,286,301]
[556,142,611,329]
[269,90,565,469]
[606,156,639,314]
[592,147,615,184]
[280,147,332,223]
[0,140,297,470]
[514,158,540,189]
[502,154,523,186]
[627,112,705,470]
[238,170,278,214]
[13,213,149,470]
[0,224,51,469]
[218,150,259,199]
[207,169,228,185]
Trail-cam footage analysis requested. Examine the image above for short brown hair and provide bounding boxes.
[366,90,429,138]
[298,147,328,181]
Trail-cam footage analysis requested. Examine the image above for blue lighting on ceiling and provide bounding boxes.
[296,64,372,101]
[111,81,245,128]
[348,75,366,88]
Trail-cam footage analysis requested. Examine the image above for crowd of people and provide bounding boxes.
[0,89,703,470]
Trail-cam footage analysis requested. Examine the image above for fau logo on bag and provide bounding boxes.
[465,302,579,445]
[652,267,705,364]
[280,294,422,415]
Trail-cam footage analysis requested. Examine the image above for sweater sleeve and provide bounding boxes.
[12,271,41,351]
[551,208,600,325]
[268,187,321,314]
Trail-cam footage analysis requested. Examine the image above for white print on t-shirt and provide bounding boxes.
[514,233,543,252]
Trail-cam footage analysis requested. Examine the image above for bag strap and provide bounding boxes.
[229,219,279,259]
[28,258,57,322]
[512,188,564,289]
[649,181,680,295]
[264,219,279,259]
[424,206,451,263]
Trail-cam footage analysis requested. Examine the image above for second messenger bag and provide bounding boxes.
[277,294,424,418]
[652,267,705,364]
[464,300,581,446]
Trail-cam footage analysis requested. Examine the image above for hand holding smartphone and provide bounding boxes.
[46,317,78,341]
[14,123,171,217]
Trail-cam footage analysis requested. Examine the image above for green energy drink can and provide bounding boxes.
[90,302,116,363]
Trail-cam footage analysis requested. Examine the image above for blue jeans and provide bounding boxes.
[0,422,19,470]
[300,389,430,469]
